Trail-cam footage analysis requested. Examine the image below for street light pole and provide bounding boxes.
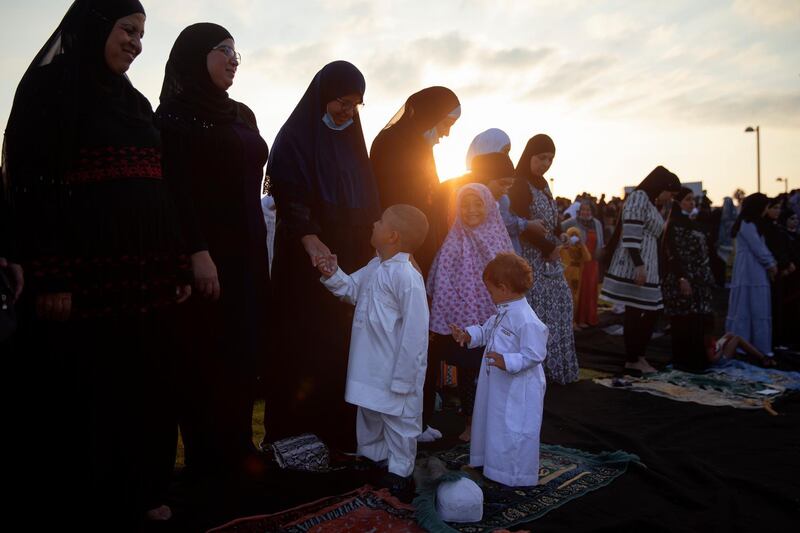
[745,126,761,192]
[777,177,788,194]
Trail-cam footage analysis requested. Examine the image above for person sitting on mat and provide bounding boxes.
[708,332,777,368]
[316,204,430,500]
[450,252,548,487]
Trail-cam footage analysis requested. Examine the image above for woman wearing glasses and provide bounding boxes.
[4,0,191,527]
[157,23,272,476]
[265,61,380,453]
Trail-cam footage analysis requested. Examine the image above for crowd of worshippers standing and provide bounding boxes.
[1,0,799,529]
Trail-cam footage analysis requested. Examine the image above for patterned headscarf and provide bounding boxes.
[427,183,515,334]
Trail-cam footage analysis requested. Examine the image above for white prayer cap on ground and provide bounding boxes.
[435,476,484,523]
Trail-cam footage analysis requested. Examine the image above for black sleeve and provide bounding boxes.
[270,145,322,240]
[664,225,686,277]
[5,76,73,292]
[159,116,208,255]
[0,177,12,260]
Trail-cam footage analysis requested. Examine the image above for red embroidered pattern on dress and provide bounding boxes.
[65,146,162,184]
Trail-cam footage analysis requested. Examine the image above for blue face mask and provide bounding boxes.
[423,127,439,146]
[322,112,353,131]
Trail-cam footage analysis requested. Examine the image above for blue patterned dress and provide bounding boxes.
[519,183,579,384]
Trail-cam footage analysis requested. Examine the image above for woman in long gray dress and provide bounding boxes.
[508,134,578,384]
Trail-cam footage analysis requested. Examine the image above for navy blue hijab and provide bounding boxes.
[267,61,379,217]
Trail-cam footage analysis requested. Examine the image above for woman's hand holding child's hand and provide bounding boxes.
[316,254,338,278]
[449,323,471,347]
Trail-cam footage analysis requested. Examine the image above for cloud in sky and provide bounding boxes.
[585,12,642,41]
[733,0,800,28]
[0,0,798,201]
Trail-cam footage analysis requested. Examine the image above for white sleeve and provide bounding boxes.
[321,264,369,306]
[466,315,495,349]
[503,320,548,374]
[390,273,430,394]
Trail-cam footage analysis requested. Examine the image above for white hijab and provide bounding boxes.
[465,128,511,169]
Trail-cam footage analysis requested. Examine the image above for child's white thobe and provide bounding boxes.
[322,252,429,476]
[466,297,548,486]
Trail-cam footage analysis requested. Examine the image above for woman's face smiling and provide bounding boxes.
[460,192,487,228]
[104,13,145,75]
[207,38,238,90]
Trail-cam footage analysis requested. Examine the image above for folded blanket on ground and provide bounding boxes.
[595,368,794,411]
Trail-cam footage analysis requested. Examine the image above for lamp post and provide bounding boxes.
[745,126,760,192]
[776,176,788,194]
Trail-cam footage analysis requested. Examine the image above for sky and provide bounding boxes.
[1,0,799,203]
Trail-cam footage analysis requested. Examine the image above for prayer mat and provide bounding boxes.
[594,368,792,411]
[708,359,800,391]
[419,443,639,533]
[207,486,423,533]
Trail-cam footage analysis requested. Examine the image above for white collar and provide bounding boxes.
[496,296,527,311]
[381,251,410,264]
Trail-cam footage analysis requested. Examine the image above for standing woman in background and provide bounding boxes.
[266,61,380,452]
[3,0,190,527]
[662,187,715,371]
[158,23,271,475]
[725,193,776,355]
[561,200,604,327]
[508,134,579,384]
[601,166,681,374]
[762,197,795,350]
[371,86,461,275]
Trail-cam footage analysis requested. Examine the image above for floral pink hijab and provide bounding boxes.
[427,183,515,334]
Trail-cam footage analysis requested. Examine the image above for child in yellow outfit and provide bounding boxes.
[560,227,592,329]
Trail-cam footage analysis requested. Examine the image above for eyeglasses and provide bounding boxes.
[212,45,241,64]
[336,97,364,113]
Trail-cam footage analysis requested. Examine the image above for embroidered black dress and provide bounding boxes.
[3,1,187,528]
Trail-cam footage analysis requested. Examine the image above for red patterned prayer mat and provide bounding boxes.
[207,485,424,533]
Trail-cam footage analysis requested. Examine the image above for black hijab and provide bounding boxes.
[509,134,556,217]
[382,86,460,134]
[370,86,460,212]
[732,193,769,237]
[471,152,515,183]
[268,60,378,214]
[158,22,241,126]
[669,187,696,230]
[636,165,682,203]
[3,0,150,182]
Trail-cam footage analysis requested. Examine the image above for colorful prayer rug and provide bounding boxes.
[594,368,792,411]
[207,486,422,533]
[208,444,638,533]
[419,443,639,533]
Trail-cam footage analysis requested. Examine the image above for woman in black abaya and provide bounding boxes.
[157,23,272,475]
[370,87,461,275]
[265,61,380,452]
[4,0,189,527]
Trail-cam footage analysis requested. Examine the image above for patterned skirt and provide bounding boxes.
[522,244,579,384]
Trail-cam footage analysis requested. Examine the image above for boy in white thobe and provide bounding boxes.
[317,205,430,485]
[451,252,548,487]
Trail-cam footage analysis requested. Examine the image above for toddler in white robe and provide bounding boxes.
[317,204,430,482]
[451,252,548,487]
